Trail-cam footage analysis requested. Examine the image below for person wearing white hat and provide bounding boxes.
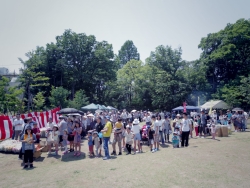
[173,114,181,129]
[47,124,59,155]
[131,119,142,154]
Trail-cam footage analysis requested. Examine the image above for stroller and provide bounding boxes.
[140,125,149,145]
[172,131,180,148]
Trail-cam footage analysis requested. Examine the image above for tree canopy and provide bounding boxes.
[118,40,140,68]
[2,18,250,114]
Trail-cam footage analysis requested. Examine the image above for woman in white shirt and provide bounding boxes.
[180,113,192,147]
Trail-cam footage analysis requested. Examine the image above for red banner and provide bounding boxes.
[183,102,187,113]
[0,107,60,140]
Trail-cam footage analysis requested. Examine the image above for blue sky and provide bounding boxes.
[1,0,250,73]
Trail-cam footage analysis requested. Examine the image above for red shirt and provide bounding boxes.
[32,128,41,140]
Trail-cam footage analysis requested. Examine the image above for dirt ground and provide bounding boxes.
[0,126,250,188]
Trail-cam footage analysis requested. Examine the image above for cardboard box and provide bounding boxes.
[33,149,42,158]
[41,145,48,152]
[215,126,222,137]
[33,144,44,158]
[40,141,46,147]
[221,126,228,137]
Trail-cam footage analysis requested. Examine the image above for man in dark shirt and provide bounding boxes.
[200,110,207,138]
[95,117,104,154]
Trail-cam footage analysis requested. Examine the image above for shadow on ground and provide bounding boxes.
[61,152,86,162]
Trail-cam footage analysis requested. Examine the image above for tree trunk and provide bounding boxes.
[27,84,30,112]
[71,83,75,100]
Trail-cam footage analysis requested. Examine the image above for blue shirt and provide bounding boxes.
[88,135,93,146]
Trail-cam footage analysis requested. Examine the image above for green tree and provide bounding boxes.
[0,76,9,113]
[118,40,140,68]
[19,49,49,112]
[239,76,250,107]
[146,45,190,110]
[182,60,211,106]
[49,87,69,108]
[54,29,116,100]
[198,19,250,93]
[0,76,24,114]
[105,60,153,110]
[213,75,250,109]
[69,89,89,110]
[33,92,45,111]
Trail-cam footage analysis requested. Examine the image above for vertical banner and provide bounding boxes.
[0,116,13,140]
[183,102,187,113]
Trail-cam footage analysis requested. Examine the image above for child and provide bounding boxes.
[32,122,40,143]
[111,118,123,155]
[124,125,134,155]
[73,121,82,157]
[147,125,155,153]
[93,131,100,157]
[20,126,36,169]
[62,129,68,154]
[172,131,180,148]
[174,127,181,143]
[47,125,59,155]
[87,131,94,157]
[194,119,199,137]
[211,124,216,139]
[52,125,59,155]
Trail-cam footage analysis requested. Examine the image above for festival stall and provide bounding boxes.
[201,100,229,110]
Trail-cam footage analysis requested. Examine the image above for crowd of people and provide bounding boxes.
[12,108,248,168]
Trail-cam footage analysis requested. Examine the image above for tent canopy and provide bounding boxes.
[81,103,99,110]
[82,104,117,111]
[201,100,229,109]
[97,104,107,110]
[172,106,199,111]
[107,106,117,110]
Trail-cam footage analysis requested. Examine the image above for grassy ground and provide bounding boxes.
[0,126,250,188]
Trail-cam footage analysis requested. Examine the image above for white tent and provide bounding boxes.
[201,100,230,109]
